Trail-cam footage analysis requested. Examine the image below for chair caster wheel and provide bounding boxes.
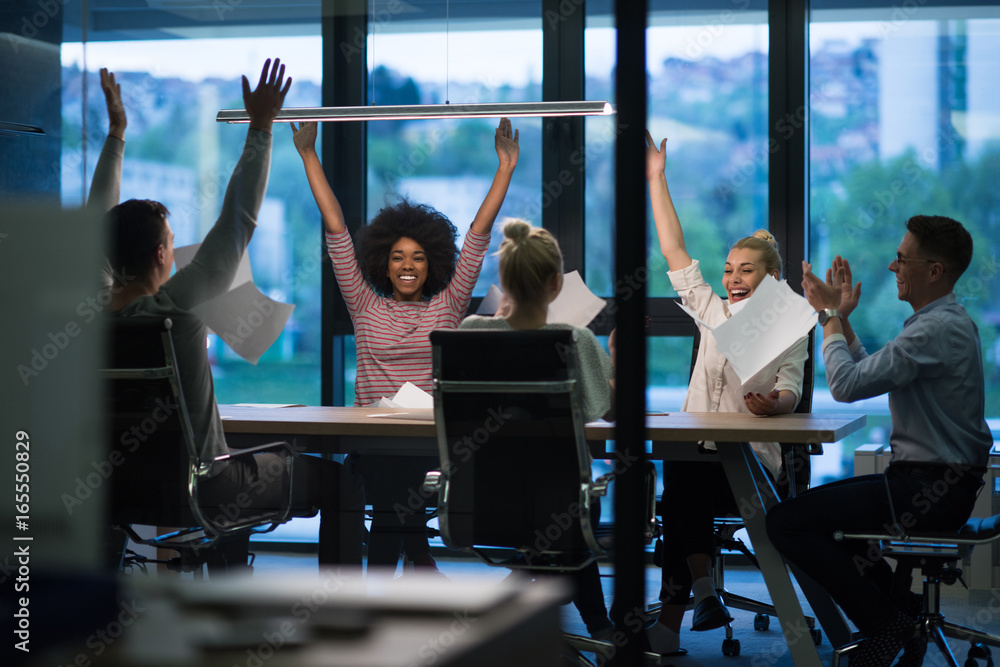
[969,643,992,660]
[753,613,770,631]
[722,638,741,656]
[810,628,822,645]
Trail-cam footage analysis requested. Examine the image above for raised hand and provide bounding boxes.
[495,117,519,172]
[242,58,292,132]
[645,130,667,182]
[801,260,843,312]
[291,121,318,156]
[826,255,861,318]
[99,68,126,140]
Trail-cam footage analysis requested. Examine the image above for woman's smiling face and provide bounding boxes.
[723,247,774,304]
[386,236,428,301]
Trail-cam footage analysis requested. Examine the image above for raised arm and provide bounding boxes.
[292,121,346,235]
[645,131,692,271]
[163,58,289,309]
[87,68,127,212]
[469,117,519,236]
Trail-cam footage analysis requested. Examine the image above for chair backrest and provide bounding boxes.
[430,329,601,566]
[689,325,816,497]
[103,315,207,529]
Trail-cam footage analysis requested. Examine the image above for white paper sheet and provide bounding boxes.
[548,270,608,327]
[476,284,504,315]
[175,243,294,365]
[474,271,606,327]
[707,274,818,385]
[174,243,253,293]
[368,381,434,410]
[191,281,295,365]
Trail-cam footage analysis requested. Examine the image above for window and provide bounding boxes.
[809,4,1000,479]
[61,8,324,405]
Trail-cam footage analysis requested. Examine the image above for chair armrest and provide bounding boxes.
[423,469,442,495]
[216,441,296,460]
[590,472,614,498]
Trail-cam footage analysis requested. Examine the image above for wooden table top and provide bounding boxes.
[219,405,866,444]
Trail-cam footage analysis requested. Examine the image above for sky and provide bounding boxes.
[61,24,779,90]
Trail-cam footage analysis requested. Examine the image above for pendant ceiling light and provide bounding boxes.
[0,122,45,136]
[218,1,613,125]
[216,101,614,124]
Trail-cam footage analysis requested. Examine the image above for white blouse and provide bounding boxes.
[668,259,808,477]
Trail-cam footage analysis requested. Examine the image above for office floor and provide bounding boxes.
[242,547,1000,667]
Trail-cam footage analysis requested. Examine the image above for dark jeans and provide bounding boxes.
[201,452,365,566]
[658,460,756,605]
[766,462,983,635]
[348,453,438,568]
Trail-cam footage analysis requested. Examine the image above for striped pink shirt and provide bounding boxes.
[325,228,491,406]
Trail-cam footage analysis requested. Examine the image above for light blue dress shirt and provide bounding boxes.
[823,293,992,467]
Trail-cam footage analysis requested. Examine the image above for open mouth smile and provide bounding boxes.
[730,288,750,301]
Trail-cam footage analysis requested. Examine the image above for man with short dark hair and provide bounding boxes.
[766,215,992,667]
[93,61,363,568]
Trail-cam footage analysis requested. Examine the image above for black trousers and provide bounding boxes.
[766,462,982,635]
[201,452,366,566]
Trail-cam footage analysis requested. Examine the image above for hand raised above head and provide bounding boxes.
[644,130,667,181]
[99,68,127,140]
[494,117,519,171]
[291,121,318,156]
[242,58,292,132]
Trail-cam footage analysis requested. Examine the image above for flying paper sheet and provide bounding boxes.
[477,284,504,315]
[175,243,295,365]
[676,274,818,385]
[476,270,607,328]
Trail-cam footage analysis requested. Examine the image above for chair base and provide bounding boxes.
[563,632,663,666]
[832,614,1000,667]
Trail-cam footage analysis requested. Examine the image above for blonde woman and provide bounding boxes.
[644,131,808,657]
[460,219,615,638]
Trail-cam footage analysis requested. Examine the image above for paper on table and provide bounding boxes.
[368,381,434,410]
[708,274,818,385]
[175,243,295,365]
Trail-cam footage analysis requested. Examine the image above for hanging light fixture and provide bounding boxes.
[216,101,614,124]
[219,0,613,125]
[0,121,45,136]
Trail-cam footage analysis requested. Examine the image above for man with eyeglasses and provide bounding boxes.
[765,215,992,667]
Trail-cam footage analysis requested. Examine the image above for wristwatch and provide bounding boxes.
[817,308,842,326]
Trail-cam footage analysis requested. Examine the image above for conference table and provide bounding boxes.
[221,405,866,667]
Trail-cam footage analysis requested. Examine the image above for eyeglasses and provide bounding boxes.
[895,252,940,267]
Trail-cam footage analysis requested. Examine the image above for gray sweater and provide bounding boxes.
[92,130,273,476]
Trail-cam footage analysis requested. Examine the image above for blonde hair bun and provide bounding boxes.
[751,229,778,248]
[502,218,532,243]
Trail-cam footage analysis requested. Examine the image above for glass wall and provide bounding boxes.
[59,7,324,405]
[809,3,1000,480]
[586,5,770,413]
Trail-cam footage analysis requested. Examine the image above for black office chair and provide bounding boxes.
[424,329,658,665]
[424,329,609,568]
[831,477,1000,667]
[651,326,819,656]
[102,315,305,576]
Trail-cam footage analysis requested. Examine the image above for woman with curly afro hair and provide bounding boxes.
[293,117,519,573]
